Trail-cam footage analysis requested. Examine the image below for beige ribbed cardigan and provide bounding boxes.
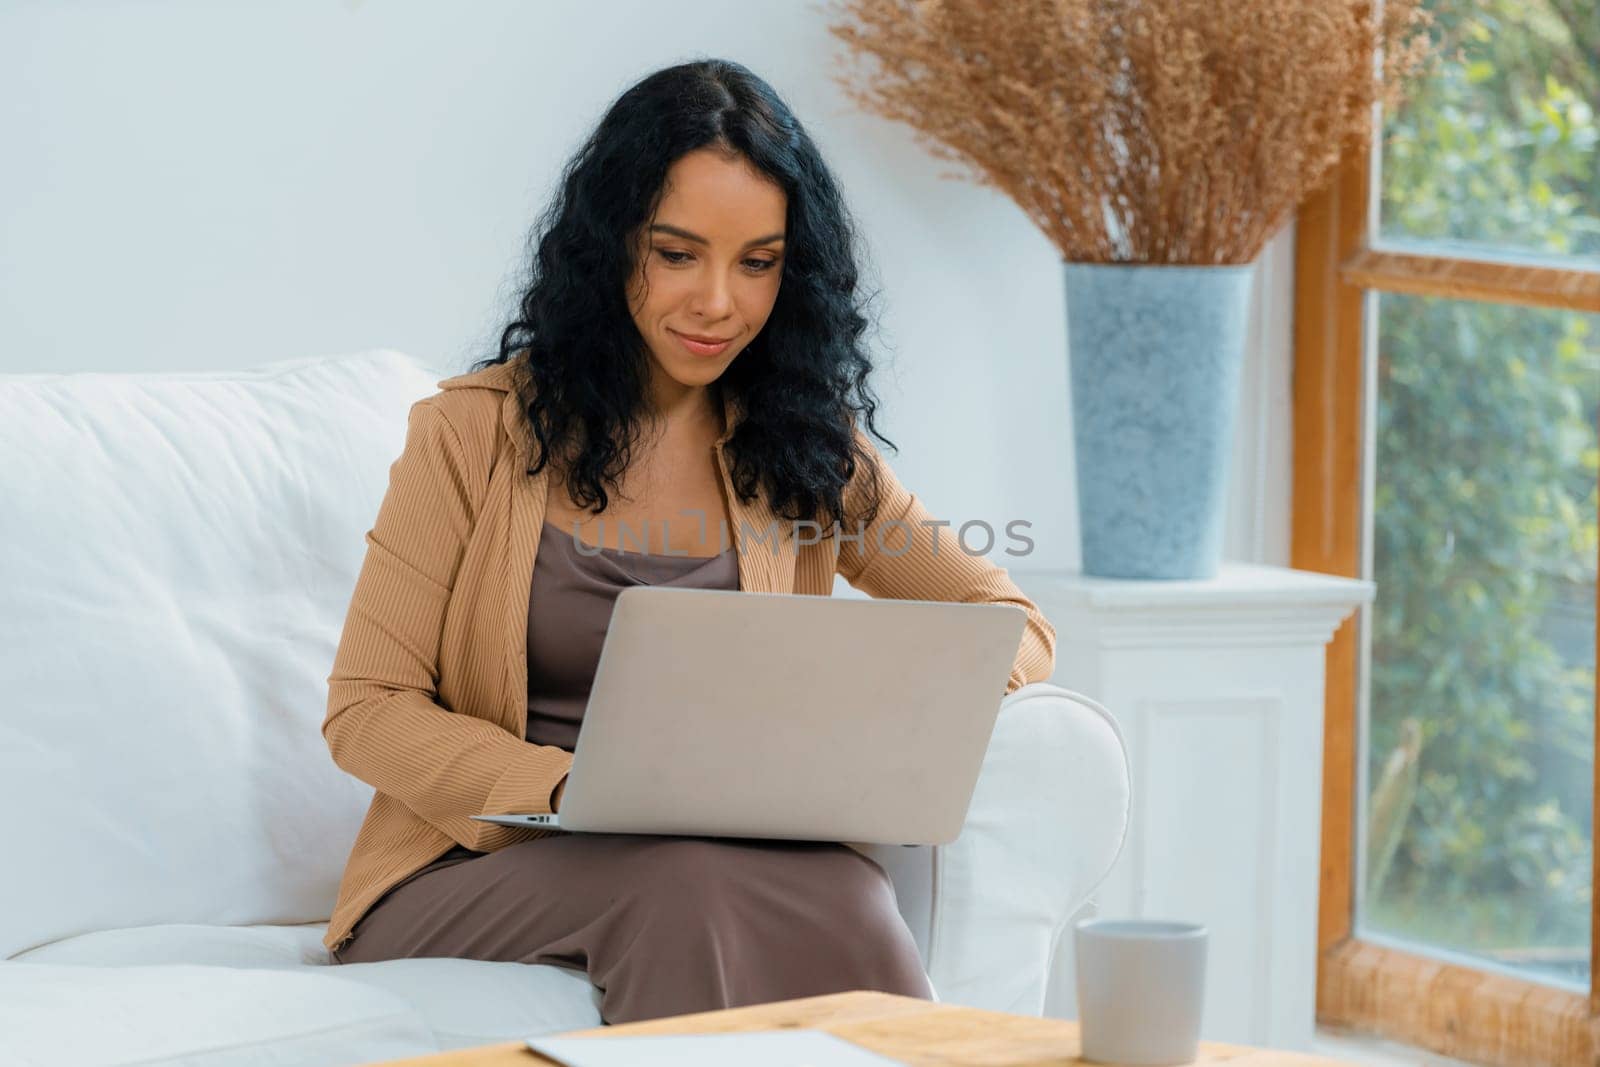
[320,355,1057,952]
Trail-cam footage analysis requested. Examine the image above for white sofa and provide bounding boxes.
[0,350,1131,1066]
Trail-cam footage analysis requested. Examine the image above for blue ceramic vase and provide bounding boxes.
[1064,262,1257,579]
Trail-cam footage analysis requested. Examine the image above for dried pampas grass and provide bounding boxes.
[829,0,1436,264]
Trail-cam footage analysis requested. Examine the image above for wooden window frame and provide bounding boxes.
[1293,140,1600,1064]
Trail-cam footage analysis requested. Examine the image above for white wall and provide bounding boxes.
[0,0,1290,570]
[1229,225,1295,567]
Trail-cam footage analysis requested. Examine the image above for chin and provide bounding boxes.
[657,347,738,384]
[674,363,730,388]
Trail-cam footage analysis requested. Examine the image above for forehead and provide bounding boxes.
[655,149,786,235]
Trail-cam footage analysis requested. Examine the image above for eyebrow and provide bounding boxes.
[649,223,786,249]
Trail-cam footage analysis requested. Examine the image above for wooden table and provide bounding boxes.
[367,990,1357,1066]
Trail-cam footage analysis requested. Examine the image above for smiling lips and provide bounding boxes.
[670,329,735,357]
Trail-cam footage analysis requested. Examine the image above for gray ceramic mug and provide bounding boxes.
[1074,918,1208,1065]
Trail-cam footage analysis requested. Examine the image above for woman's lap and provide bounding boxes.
[329,833,931,1022]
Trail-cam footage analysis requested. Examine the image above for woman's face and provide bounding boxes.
[627,148,787,404]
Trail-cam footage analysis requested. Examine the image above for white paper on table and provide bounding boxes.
[526,1027,906,1066]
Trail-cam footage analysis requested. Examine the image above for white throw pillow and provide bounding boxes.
[0,349,448,958]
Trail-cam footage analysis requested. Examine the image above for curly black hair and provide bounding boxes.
[470,58,891,532]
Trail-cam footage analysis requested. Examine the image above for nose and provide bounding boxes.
[689,269,734,322]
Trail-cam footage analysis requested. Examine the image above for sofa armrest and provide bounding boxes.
[859,682,1131,1015]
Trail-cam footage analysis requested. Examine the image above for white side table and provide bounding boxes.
[1011,563,1373,1050]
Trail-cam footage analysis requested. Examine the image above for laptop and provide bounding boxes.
[470,586,1026,846]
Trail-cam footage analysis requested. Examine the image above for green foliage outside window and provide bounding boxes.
[1366,0,1599,985]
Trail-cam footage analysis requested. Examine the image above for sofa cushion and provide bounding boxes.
[315,958,603,1049]
[10,922,605,1050]
[0,350,447,959]
[0,961,439,1066]
[11,922,334,969]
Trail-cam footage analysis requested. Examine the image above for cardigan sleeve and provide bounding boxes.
[836,427,1057,695]
[322,397,571,850]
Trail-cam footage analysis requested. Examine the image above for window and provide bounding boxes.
[1294,0,1599,1061]
[1365,293,1596,986]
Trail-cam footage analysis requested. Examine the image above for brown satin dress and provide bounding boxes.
[328,519,932,1024]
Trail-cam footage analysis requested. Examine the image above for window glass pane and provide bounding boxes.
[1363,291,1598,988]
[1378,0,1600,265]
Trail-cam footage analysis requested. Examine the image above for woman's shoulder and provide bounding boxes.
[424,355,531,461]
[436,357,522,396]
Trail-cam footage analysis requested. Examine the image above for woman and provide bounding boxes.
[321,58,1057,1025]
